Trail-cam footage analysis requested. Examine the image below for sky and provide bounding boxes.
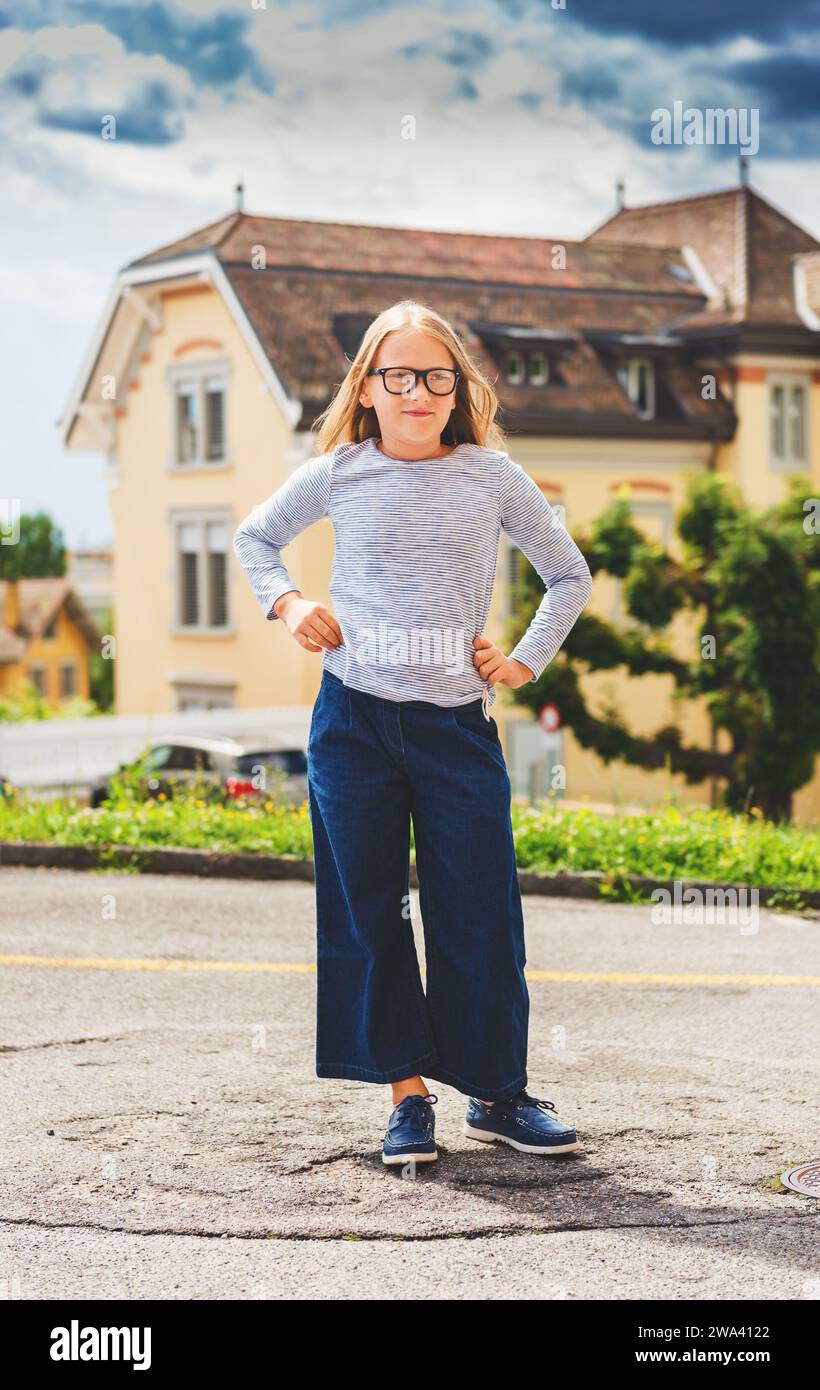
[2,0,820,548]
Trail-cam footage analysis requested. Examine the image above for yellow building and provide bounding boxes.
[0,577,100,706]
[60,182,820,822]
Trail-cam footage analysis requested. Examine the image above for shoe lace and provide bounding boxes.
[398,1092,438,1117]
[509,1089,556,1114]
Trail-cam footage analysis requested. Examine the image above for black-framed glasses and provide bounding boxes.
[368,366,461,396]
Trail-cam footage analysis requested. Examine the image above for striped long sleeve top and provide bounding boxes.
[233,436,593,718]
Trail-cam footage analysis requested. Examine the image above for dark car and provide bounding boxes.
[89,736,307,809]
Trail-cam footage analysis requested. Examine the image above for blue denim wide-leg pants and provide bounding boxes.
[306,667,530,1102]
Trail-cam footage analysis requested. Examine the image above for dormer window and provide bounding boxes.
[617,358,655,420]
[503,348,551,386]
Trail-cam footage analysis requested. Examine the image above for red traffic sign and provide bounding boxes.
[538,703,561,733]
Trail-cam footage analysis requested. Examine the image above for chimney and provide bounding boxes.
[5,577,21,633]
[615,178,625,210]
[235,179,244,212]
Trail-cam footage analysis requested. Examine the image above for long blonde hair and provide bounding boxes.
[312,300,507,456]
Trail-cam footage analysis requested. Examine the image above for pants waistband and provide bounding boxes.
[322,667,489,718]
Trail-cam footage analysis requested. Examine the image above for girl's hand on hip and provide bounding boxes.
[471,633,533,689]
[274,592,345,653]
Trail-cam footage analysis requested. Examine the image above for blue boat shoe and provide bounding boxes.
[382,1092,439,1165]
[464,1089,580,1154]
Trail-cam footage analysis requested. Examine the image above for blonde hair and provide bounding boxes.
[312,300,508,456]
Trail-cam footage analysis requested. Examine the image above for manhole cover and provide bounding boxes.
[781,1161,820,1196]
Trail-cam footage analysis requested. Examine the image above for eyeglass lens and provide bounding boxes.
[382,369,457,395]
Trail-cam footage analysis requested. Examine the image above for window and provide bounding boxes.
[59,663,77,698]
[616,358,655,419]
[769,373,809,470]
[333,313,376,360]
[175,688,235,711]
[176,384,199,462]
[167,360,230,468]
[142,745,174,772]
[235,750,308,777]
[164,745,215,772]
[173,512,231,630]
[28,665,47,696]
[503,349,551,386]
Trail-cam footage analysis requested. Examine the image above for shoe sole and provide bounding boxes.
[382,1148,438,1165]
[463,1121,579,1155]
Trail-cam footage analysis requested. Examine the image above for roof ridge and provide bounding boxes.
[606,184,742,218]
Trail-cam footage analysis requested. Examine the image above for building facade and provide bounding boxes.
[60,182,820,820]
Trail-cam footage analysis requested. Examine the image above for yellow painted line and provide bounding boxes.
[0,954,314,974]
[524,969,820,985]
[0,955,818,986]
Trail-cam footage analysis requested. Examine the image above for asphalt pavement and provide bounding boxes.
[0,865,818,1300]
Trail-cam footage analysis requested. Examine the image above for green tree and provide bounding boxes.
[507,472,820,823]
[0,511,66,577]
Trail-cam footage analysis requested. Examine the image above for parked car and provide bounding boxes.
[89,736,307,808]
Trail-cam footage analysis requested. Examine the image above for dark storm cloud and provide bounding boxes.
[724,52,820,120]
[529,0,820,46]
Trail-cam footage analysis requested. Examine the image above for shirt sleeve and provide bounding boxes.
[498,452,593,681]
[233,453,333,621]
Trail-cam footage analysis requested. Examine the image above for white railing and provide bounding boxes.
[0,705,313,794]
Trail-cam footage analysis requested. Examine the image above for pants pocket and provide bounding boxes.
[450,703,500,745]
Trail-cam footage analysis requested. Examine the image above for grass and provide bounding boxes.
[1,778,818,904]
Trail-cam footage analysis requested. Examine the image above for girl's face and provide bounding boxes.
[358,329,458,455]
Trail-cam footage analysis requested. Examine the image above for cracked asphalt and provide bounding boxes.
[1,864,818,1300]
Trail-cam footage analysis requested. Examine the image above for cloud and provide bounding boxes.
[544,0,820,46]
[0,0,273,91]
[724,52,820,121]
[40,75,189,144]
[0,22,196,145]
[561,66,621,106]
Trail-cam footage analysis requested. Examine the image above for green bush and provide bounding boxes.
[0,781,817,903]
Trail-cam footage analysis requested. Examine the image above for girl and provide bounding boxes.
[233,300,593,1166]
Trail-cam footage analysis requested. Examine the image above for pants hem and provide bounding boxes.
[421,1065,528,1102]
[316,1056,527,1101]
[316,1047,442,1084]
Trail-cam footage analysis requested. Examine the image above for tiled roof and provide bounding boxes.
[0,578,101,664]
[120,183,820,440]
[127,211,704,296]
[588,185,820,329]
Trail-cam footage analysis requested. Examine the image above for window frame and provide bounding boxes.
[28,663,48,697]
[768,371,810,472]
[166,359,232,471]
[616,357,656,420]
[168,506,235,636]
[502,347,551,386]
[59,662,78,699]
